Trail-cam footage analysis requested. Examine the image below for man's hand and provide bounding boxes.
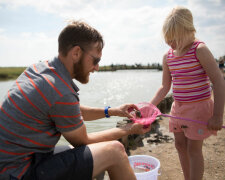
[109,104,139,118]
[124,122,151,135]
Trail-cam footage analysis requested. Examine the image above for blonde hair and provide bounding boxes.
[163,6,196,47]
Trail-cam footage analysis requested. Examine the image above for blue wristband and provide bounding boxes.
[104,106,111,118]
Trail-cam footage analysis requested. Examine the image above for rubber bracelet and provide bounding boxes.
[104,106,111,118]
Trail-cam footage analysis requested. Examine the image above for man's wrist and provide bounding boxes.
[104,106,111,118]
[124,123,133,135]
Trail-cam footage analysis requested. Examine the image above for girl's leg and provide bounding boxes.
[174,132,190,180]
[187,139,204,180]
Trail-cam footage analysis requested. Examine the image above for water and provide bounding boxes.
[0,70,163,144]
[133,166,151,173]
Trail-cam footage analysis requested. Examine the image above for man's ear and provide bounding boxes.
[71,46,83,63]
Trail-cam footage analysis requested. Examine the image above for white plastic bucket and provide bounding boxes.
[129,155,160,180]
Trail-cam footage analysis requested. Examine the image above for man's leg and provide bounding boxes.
[22,145,93,180]
[88,140,136,180]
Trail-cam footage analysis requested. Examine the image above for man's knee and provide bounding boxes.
[108,140,125,152]
[106,141,127,159]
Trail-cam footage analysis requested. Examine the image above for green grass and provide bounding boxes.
[0,67,26,80]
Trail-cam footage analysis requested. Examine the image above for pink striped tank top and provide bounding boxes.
[167,41,211,103]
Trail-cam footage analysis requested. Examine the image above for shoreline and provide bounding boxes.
[0,66,162,81]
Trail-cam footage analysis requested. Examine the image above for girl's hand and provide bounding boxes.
[109,104,139,118]
[125,123,151,135]
[207,115,223,131]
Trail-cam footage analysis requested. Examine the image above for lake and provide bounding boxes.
[0,70,163,145]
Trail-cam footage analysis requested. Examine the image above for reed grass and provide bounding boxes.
[0,67,26,80]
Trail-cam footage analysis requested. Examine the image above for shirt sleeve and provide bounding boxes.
[49,93,83,132]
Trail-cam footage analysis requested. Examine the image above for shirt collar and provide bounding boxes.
[50,57,80,93]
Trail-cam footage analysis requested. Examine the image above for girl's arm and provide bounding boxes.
[150,53,172,106]
[197,43,225,130]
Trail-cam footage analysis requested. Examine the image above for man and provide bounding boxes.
[0,21,150,180]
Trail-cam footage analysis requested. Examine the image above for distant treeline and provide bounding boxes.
[0,63,162,81]
[99,63,162,71]
[1,54,224,80]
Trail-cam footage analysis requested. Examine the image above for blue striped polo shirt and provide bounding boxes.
[0,57,83,179]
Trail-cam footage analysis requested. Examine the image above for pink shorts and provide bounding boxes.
[169,98,217,140]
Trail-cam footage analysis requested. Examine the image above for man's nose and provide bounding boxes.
[94,64,99,71]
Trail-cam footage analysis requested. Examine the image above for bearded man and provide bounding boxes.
[0,21,150,180]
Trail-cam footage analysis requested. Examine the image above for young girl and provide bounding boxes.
[150,6,225,180]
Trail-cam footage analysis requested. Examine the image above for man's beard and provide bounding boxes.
[73,55,89,84]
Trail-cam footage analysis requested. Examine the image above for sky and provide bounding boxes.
[0,0,224,67]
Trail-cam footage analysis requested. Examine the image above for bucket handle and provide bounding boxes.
[145,168,161,177]
[158,168,162,176]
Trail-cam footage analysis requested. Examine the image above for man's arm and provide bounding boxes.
[62,123,150,147]
[80,104,138,121]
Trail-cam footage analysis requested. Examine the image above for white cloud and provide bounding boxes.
[0,28,5,33]
[0,31,57,66]
[0,0,224,66]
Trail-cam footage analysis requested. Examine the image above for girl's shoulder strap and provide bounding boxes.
[166,48,174,61]
[192,40,205,49]
[167,48,173,56]
[193,40,205,62]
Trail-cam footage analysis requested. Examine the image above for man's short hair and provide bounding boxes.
[58,20,104,56]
